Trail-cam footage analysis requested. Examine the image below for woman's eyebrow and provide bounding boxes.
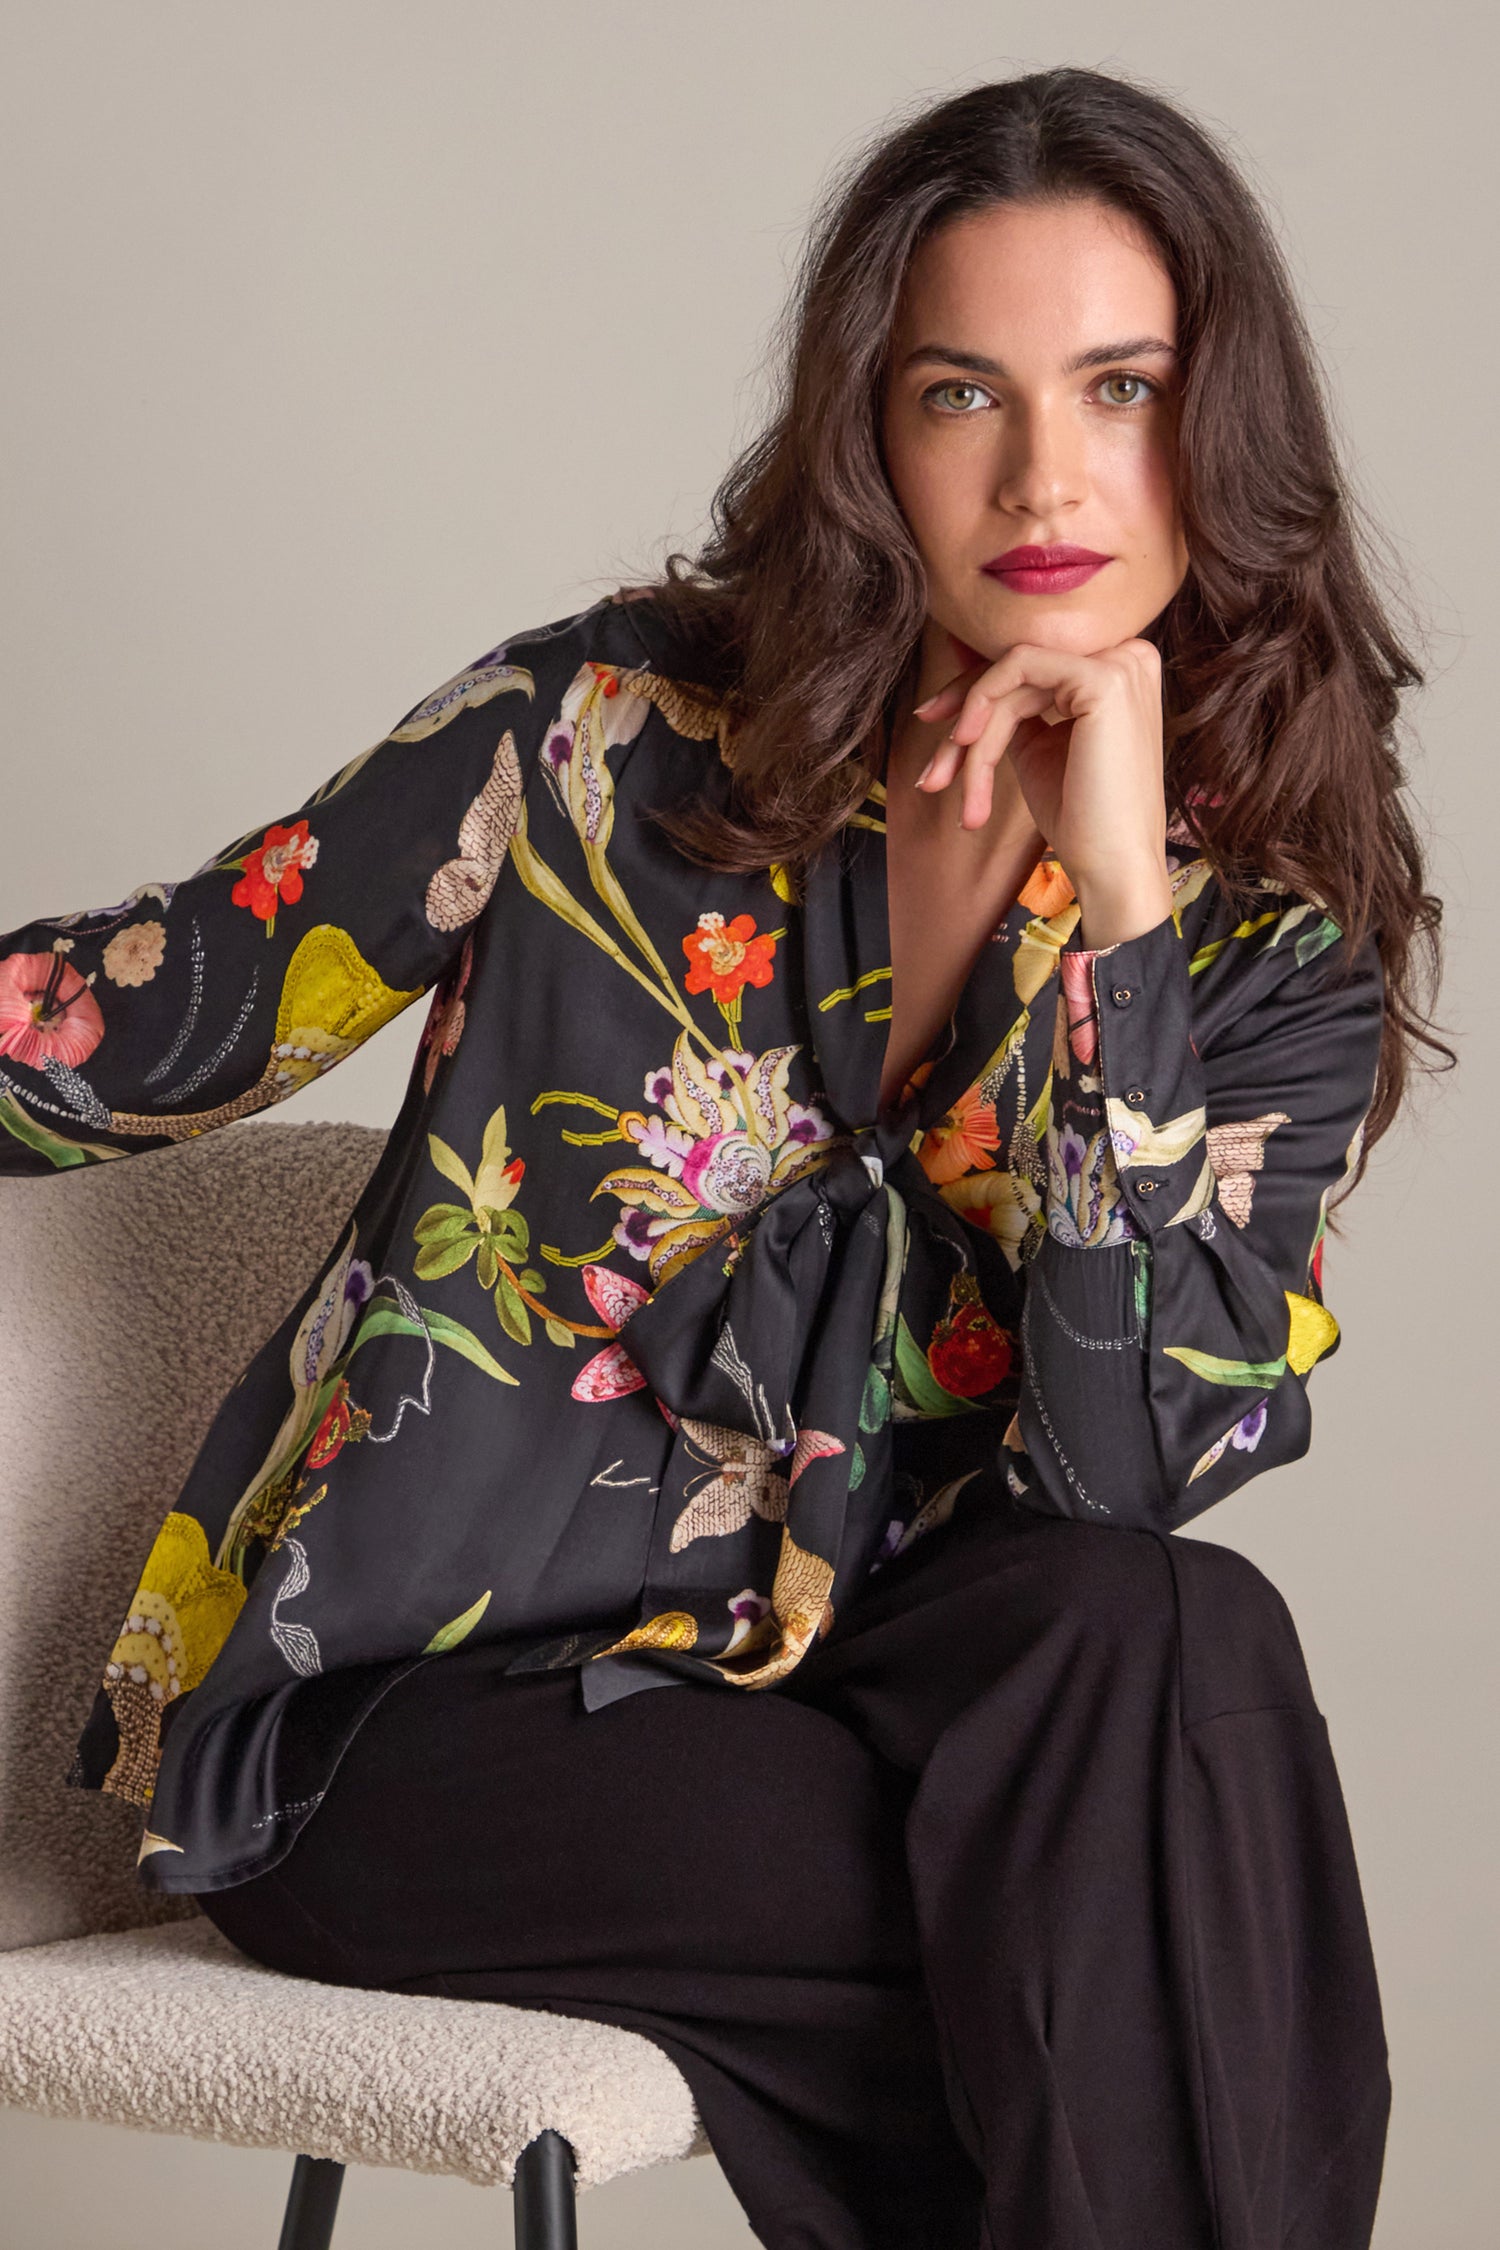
[902,336,1179,377]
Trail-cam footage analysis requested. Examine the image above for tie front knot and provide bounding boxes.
[594,1122,1026,1697]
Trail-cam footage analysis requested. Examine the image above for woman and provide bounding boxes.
[2,66,1448,2250]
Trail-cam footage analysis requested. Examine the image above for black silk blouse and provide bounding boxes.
[0,591,1386,1893]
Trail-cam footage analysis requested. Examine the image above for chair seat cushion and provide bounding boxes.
[0,1913,710,2189]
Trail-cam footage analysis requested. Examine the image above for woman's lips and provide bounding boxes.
[981,552,1110,595]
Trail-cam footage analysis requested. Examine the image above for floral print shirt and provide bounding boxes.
[0,592,1386,1893]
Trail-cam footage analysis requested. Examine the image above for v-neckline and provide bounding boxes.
[865,709,1054,1142]
[607,593,1058,1155]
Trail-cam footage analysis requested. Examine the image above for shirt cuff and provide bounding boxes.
[1043,907,1211,1248]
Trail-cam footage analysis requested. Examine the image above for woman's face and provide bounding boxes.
[880,196,1190,674]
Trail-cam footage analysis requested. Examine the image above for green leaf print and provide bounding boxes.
[414,1203,476,1242]
[427,1131,477,1202]
[1130,1239,1151,1334]
[1160,1344,1289,1387]
[1294,914,1343,968]
[423,1589,492,1652]
[349,1303,521,1386]
[860,1361,891,1432]
[495,1274,532,1346]
[414,1233,480,1282]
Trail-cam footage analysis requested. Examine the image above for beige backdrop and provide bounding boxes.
[0,3,1490,2245]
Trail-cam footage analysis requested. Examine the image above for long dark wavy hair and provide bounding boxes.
[600,65,1452,1192]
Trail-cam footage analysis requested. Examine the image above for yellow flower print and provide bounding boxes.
[100,1510,247,1807]
[594,1609,700,1656]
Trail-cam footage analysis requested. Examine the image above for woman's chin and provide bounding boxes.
[946,606,1140,663]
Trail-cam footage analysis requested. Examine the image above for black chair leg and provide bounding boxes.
[513,2129,579,2249]
[277,2153,346,2250]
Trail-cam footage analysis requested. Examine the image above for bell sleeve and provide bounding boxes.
[1007,899,1386,1530]
[0,644,533,1174]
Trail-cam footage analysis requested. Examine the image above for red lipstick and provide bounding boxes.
[982,543,1111,595]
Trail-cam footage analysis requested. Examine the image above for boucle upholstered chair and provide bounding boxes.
[0,1119,712,2247]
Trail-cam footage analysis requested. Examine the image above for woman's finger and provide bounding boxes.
[918,682,1055,796]
[911,678,970,721]
[961,685,1065,827]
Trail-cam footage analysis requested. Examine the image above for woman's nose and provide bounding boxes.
[992,399,1088,520]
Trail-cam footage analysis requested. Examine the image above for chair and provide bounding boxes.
[0,1120,712,2246]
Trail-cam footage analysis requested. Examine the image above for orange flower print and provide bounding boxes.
[916,1084,1000,1187]
[1016,853,1076,917]
[230,819,319,931]
[682,912,777,1005]
[0,943,104,1068]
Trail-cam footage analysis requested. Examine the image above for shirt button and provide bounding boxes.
[1125,1086,1147,1105]
[1137,1178,1159,1195]
[1110,985,1134,1006]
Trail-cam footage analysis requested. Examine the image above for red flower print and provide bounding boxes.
[304,1377,371,1469]
[927,1279,1014,1398]
[0,945,105,1069]
[682,912,777,1004]
[231,819,319,927]
[305,1382,350,1469]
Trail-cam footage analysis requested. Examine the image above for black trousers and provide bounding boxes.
[196,1482,1391,2248]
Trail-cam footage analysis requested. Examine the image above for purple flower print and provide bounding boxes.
[1232,1400,1267,1451]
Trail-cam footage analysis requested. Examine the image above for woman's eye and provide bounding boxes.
[925,381,994,414]
[923,372,1160,414]
[1097,372,1157,407]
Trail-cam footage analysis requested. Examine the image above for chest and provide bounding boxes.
[877,770,1050,1118]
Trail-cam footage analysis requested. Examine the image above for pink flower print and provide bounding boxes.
[631,1111,696,1176]
[1166,784,1227,848]
[102,919,167,988]
[785,1099,834,1148]
[1059,951,1100,1067]
[613,1205,677,1263]
[679,1127,773,1215]
[419,934,473,1093]
[705,1049,756,1087]
[571,1262,669,1411]
[723,1586,772,1652]
[0,945,105,1068]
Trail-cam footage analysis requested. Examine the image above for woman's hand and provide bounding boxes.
[914,636,1170,880]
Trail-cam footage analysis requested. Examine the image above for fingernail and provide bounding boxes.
[916,755,934,785]
[913,695,938,715]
